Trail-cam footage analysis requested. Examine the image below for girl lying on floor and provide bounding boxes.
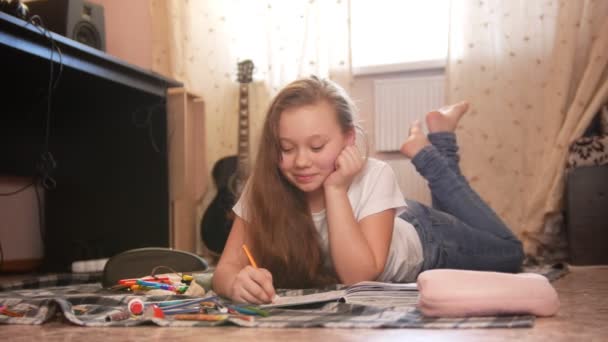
[212,76,524,304]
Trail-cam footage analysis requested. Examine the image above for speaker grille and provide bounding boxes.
[72,20,101,50]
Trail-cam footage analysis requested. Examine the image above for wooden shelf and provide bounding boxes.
[167,88,208,253]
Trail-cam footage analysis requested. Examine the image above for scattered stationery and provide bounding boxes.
[229,305,270,317]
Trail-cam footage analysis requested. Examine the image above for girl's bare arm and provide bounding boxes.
[324,187,394,284]
[212,216,276,303]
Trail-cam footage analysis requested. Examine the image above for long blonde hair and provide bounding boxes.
[246,76,359,288]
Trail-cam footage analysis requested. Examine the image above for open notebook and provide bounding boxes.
[260,281,418,308]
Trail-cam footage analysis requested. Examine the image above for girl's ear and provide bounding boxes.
[346,128,356,146]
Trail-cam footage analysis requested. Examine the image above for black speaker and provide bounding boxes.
[26,0,106,51]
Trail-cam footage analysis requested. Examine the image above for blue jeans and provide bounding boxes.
[399,132,524,273]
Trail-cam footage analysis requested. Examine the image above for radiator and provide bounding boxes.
[374,75,445,206]
[374,75,445,151]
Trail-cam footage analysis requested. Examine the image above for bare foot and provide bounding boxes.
[400,120,430,159]
[425,101,470,133]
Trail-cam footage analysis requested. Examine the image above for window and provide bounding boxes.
[350,0,450,75]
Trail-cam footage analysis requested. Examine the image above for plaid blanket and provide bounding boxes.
[0,264,568,329]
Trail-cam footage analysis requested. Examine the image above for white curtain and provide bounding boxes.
[149,0,351,254]
[447,0,608,259]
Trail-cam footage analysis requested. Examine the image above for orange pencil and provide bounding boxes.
[174,314,228,321]
[242,244,258,268]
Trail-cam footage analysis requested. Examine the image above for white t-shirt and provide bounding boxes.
[233,158,424,283]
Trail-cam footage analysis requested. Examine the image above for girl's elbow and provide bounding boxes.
[211,272,223,295]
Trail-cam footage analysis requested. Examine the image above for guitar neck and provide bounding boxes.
[236,83,250,181]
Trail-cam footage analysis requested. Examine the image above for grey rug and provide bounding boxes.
[0,263,568,329]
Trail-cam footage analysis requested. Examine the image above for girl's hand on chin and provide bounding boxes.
[230,266,276,304]
[323,145,364,191]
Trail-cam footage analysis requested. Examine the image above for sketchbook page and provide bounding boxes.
[258,282,417,308]
[341,281,419,307]
[345,281,418,294]
[259,289,345,308]
[341,292,420,307]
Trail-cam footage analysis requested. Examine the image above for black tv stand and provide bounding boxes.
[0,12,182,271]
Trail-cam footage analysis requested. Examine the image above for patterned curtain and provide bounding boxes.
[447,0,608,259]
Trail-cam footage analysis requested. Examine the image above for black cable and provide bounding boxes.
[0,179,35,196]
[28,15,61,190]
[34,179,45,243]
[131,100,167,154]
[28,15,61,271]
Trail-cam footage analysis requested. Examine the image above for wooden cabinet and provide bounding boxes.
[167,88,207,253]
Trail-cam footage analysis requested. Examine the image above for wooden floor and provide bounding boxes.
[2,265,607,342]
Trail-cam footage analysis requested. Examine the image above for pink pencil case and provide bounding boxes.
[416,269,560,317]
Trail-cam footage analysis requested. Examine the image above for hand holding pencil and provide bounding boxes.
[229,244,276,304]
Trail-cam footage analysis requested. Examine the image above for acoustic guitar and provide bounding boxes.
[201,60,254,254]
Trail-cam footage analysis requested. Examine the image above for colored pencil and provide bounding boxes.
[242,244,258,268]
